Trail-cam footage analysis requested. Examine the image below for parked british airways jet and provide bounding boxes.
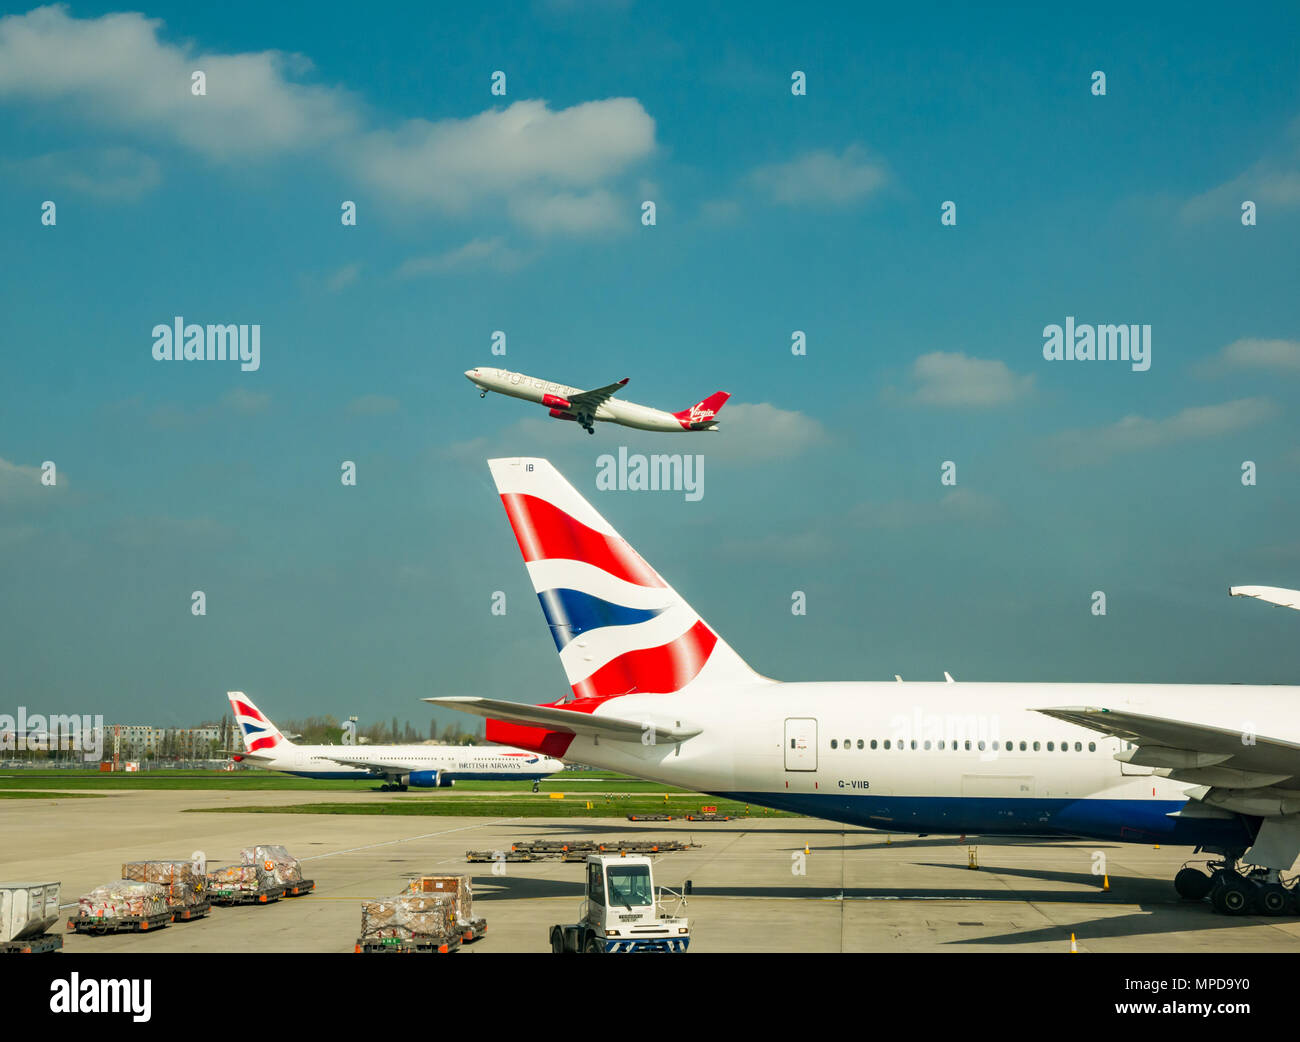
[228,693,562,791]
[431,458,1300,917]
[465,367,728,435]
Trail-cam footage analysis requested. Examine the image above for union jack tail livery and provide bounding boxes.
[491,457,763,706]
[227,692,288,753]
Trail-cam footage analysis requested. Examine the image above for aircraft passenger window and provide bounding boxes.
[1047,742,1054,751]
[857,739,864,749]
[964,741,971,751]
[830,740,838,749]
[791,740,796,749]
[844,738,851,749]
[924,740,931,750]
[992,741,1000,751]
[978,741,986,751]
[870,740,877,749]
[1019,741,1026,751]
[910,740,917,750]
[938,741,945,750]
[1088,742,1096,752]
[1033,741,1040,751]
[1074,742,1082,752]
[883,740,890,750]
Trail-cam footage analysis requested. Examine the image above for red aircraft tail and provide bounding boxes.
[673,391,730,430]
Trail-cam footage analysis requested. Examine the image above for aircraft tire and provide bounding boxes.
[1210,875,1252,916]
[1258,883,1289,916]
[1174,867,1213,901]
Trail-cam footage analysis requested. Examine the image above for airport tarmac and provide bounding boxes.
[5,788,1300,953]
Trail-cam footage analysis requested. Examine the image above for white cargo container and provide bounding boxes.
[0,882,61,942]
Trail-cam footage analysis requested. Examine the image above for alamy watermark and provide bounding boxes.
[0,707,104,760]
[151,316,261,372]
[1042,317,1150,372]
[596,447,704,502]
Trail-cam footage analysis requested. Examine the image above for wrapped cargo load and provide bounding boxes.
[359,892,457,943]
[404,874,483,937]
[206,864,266,892]
[122,861,206,912]
[0,882,61,942]
[404,875,472,921]
[78,881,168,920]
[241,844,303,886]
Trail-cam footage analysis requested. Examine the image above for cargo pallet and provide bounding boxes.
[171,898,211,921]
[355,933,462,954]
[68,911,173,935]
[459,917,488,943]
[207,884,285,906]
[469,838,698,863]
[1,933,63,954]
[281,880,316,897]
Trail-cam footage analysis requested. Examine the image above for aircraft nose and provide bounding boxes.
[464,369,478,379]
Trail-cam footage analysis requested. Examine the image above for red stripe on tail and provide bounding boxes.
[500,493,665,589]
[485,719,575,758]
[570,619,718,700]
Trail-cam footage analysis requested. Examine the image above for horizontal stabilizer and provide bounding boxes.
[1230,585,1300,611]
[425,696,701,744]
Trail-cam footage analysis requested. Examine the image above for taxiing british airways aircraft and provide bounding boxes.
[431,458,1300,917]
[465,366,729,435]
[227,692,562,791]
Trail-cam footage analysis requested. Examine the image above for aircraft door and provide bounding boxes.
[784,718,817,771]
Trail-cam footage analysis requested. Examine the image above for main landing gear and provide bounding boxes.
[380,782,409,792]
[480,391,486,398]
[1174,855,1300,916]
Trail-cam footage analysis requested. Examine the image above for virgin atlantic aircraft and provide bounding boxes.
[464,366,728,434]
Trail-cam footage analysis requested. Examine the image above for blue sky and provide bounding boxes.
[1,1,1298,728]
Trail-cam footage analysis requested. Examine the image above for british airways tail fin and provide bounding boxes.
[488,457,769,702]
[226,692,290,753]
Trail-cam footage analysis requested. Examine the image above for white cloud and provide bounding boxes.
[350,98,654,228]
[905,352,1035,408]
[1053,397,1277,464]
[220,388,270,414]
[851,488,1001,529]
[397,238,528,277]
[1203,338,1300,375]
[0,457,64,504]
[1183,166,1300,221]
[3,146,160,199]
[326,263,361,292]
[1182,117,1300,220]
[750,145,887,206]
[347,394,400,416]
[706,403,829,464]
[0,5,360,160]
[508,189,624,235]
[0,8,655,236]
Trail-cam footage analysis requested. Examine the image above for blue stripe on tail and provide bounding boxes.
[537,588,666,650]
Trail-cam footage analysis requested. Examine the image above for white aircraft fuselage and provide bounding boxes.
[465,367,727,433]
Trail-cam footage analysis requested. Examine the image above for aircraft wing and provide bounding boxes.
[566,378,629,414]
[316,753,392,775]
[1034,705,1300,794]
[1230,586,1300,611]
[425,696,700,744]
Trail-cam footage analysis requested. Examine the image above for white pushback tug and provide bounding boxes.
[549,855,690,953]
